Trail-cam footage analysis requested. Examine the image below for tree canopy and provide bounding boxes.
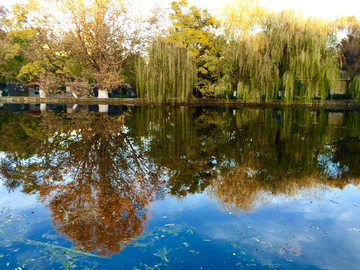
[0,0,360,102]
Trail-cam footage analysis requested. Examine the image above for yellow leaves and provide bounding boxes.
[204,62,215,72]
[2,42,20,59]
[220,0,267,39]
[198,67,208,74]
[167,0,218,58]
[7,29,34,40]
[17,61,45,81]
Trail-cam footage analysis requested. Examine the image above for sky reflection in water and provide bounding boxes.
[0,104,360,269]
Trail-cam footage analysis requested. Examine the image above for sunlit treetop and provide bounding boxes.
[336,15,360,37]
[219,0,268,40]
[167,0,219,58]
[6,0,167,91]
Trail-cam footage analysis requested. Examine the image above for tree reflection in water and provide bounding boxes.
[0,108,166,256]
[127,107,360,213]
[1,106,360,255]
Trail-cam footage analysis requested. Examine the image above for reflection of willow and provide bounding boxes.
[1,110,166,257]
[3,107,360,220]
[0,112,45,192]
[127,107,360,213]
[207,108,360,213]
[229,108,331,180]
[127,107,217,196]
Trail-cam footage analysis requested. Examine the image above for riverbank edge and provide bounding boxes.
[1,97,360,109]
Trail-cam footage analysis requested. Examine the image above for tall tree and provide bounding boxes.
[137,38,197,102]
[0,3,35,82]
[166,0,223,97]
[16,0,166,96]
[218,9,340,103]
[337,16,360,100]
[338,16,360,77]
[220,0,267,40]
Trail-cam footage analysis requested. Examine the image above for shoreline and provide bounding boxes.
[1,96,360,109]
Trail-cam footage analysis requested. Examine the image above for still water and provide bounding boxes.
[0,103,360,269]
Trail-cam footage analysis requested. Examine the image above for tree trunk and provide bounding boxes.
[40,103,47,111]
[98,104,109,113]
[39,89,46,98]
[98,90,109,98]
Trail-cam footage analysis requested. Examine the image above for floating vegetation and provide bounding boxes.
[0,214,100,270]
[154,247,171,263]
[0,232,105,258]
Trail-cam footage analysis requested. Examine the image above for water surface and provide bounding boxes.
[0,104,360,269]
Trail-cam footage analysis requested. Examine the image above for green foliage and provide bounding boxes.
[217,10,340,103]
[0,2,35,82]
[166,0,224,97]
[167,0,219,58]
[17,60,45,81]
[0,1,358,103]
[349,75,360,101]
[136,38,197,103]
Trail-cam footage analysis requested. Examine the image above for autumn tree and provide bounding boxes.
[164,0,225,97]
[219,0,267,40]
[0,3,35,82]
[339,35,360,77]
[11,0,166,97]
[336,16,360,100]
[167,0,218,58]
[337,16,360,76]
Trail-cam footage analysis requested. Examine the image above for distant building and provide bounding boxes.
[26,81,40,97]
[6,83,29,96]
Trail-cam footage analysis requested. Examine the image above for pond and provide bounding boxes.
[0,103,360,269]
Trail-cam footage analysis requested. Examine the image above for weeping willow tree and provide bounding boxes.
[220,9,340,104]
[349,75,360,101]
[136,38,197,103]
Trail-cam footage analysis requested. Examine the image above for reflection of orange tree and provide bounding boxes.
[206,167,335,215]
[1,110,166,257]
[206,167,270,214]
[201,108,360,214]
